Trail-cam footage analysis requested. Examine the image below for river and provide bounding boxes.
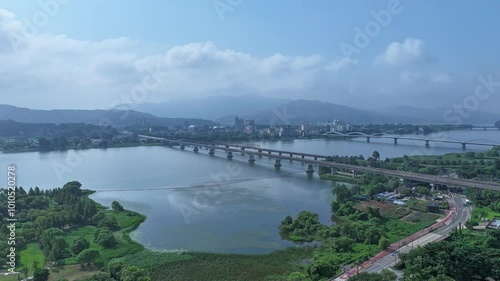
[0,130,498,254]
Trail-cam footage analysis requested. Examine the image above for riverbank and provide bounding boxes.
[0,142,166,154]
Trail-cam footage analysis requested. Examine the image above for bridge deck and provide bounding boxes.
[138,135,500,191]
[323,134,499,146]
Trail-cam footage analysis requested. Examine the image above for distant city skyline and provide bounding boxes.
[0,1,499,112]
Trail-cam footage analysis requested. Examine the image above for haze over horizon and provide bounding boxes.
[1,1,499,113]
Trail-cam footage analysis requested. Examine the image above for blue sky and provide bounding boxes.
[0,0,499,111]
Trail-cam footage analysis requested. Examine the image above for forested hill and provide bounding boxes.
[0,120,119,138]
[0,104,216,128]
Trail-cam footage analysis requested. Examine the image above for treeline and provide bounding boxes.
[467,188,500,212]
[0,181,150,281]
[389,188,500,280]
[0,120,119,138]
[394,229,500,280]
[319,147,500,180]
[387,147,500,179]
[359,124,470,135]
[278,183,400,281]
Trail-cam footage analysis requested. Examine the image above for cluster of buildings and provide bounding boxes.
[234,117,256,134]
[232,117,353,137]
[142,117,354,138]
[326,119,352,133]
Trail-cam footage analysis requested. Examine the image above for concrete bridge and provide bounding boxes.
[470,126,499,130]
[138,135,500,191]
[323,132,499,149]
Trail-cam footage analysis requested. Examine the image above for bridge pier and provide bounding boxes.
[241,147,245,151]
[248,155,255,163]
[425,140,430,147]
[258,149,262,153]
[209,148,215,155]
[227,152,233,159]
[290,153,293,157]
[394,138,398,145]
[314,157,318,160]
[366,137,370,142]
[301,155,305,159]
[306,165,314,174]
[331,167,337,175]
[180,145,185,150]
[225,145,229,148]
[274,159,282,167]
[279,152,282,156]
[462,143,466,149]
[193,146,199,152]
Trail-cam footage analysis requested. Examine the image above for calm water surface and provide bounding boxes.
[0,130,498,254]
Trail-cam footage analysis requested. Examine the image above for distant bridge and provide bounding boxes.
[322,132,499,149]
[138,135,500,191]
[470,126,500,130]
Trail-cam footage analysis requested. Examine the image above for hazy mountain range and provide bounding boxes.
[1,95,499,127]
[134,95,500,126]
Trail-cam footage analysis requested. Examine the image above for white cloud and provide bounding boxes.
[0,9,335,109]
[0,9,490,111]
[375,38,426,65]
[325,57,358,72]
[400,71,421,83]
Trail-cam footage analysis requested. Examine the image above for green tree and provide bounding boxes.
[333,184,351,203]
[287,272,308,281]
[378,237,391,250]
[97,216,118,230]
[417,186,431,196]
[32,260,40,271]
[331,237,354,252]
[40,228,69,261]
[429,275,456,281]
[120,266,151,281]
[76,249,100,267]
[307,257,340,281]
[279,215,294,235]
[111,201,124,212]
[71,237,90,255]
[372,151,380,160]
[22,267,29,279]
[464,220,478,230]
[108,261,125,280]
[33,268,50,281]
[94,228,117,248]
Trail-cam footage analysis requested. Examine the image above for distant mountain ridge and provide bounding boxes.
[134,95,500,125]
[0,104,215,127]
[134,95,291,120]
[2,98,499,127]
